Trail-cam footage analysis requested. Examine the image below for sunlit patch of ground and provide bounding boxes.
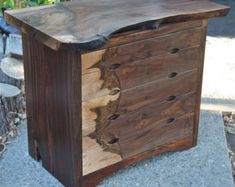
[201,36,235,112]
[203,36,235,99]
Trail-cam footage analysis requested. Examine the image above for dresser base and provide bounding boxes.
[83,136,194,187]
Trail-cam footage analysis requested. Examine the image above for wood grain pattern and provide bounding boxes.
[83,135,193,187]
[82,47,201,98]
[83,69,198,120]
[82,69,198,174]
[5,0,229,50]
[81,26,203,76]
[93,92,196,159]
[119,112,195,158]
[81,21,210,185]
[81,19,207,180]
[101,20,203,50]
[22,33,82,187]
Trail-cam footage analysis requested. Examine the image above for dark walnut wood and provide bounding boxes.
[5,0,229,51]
[22,33,82,187]
[8,0,229,187]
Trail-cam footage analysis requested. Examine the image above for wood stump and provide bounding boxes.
[0,83,24,135]
[0,56,24,92]
[5,34,22,56]
[0,56,25,136]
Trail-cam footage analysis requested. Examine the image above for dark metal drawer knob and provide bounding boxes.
[170,48,180,54]
[168,72,178,78]
[110,88,120,95]
[167,95,176,101]
[108,114,120,120]
[110,63,121,70]
[167,117,175,124]
[108,138,119,144]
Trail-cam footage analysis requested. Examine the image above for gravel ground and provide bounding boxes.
[223,112,235,183]
[0,111,233,187]
[99,110,234,187]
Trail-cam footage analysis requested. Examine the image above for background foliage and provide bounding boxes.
[0,0,61,17]
[0,0,60,10]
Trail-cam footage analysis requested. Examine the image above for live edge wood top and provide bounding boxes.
[5,0,229,51]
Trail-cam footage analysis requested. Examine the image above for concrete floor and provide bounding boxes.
[99,111,234,187]
[1,0,235,186]
[1,111,233,187]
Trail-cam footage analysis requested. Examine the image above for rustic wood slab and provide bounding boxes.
[0,57,25,93]
[1,57,24,80]
[5,0,229,51]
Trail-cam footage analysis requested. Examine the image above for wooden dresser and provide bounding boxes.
[5,0,229,186]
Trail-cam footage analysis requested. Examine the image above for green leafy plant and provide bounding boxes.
[0,0,60,17]
[0,0,60,10]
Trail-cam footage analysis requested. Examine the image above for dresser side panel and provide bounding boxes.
[22,33,82,187]
[193,19,208,145]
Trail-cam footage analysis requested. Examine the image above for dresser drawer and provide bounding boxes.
[81,26,204,75]
[82,70,197,174]
[102,20,202,49]
[83,92,195,174]
[82,47,200,101]
[119,112,195,158]
[81,26,202,177]
[82,69,198,131]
